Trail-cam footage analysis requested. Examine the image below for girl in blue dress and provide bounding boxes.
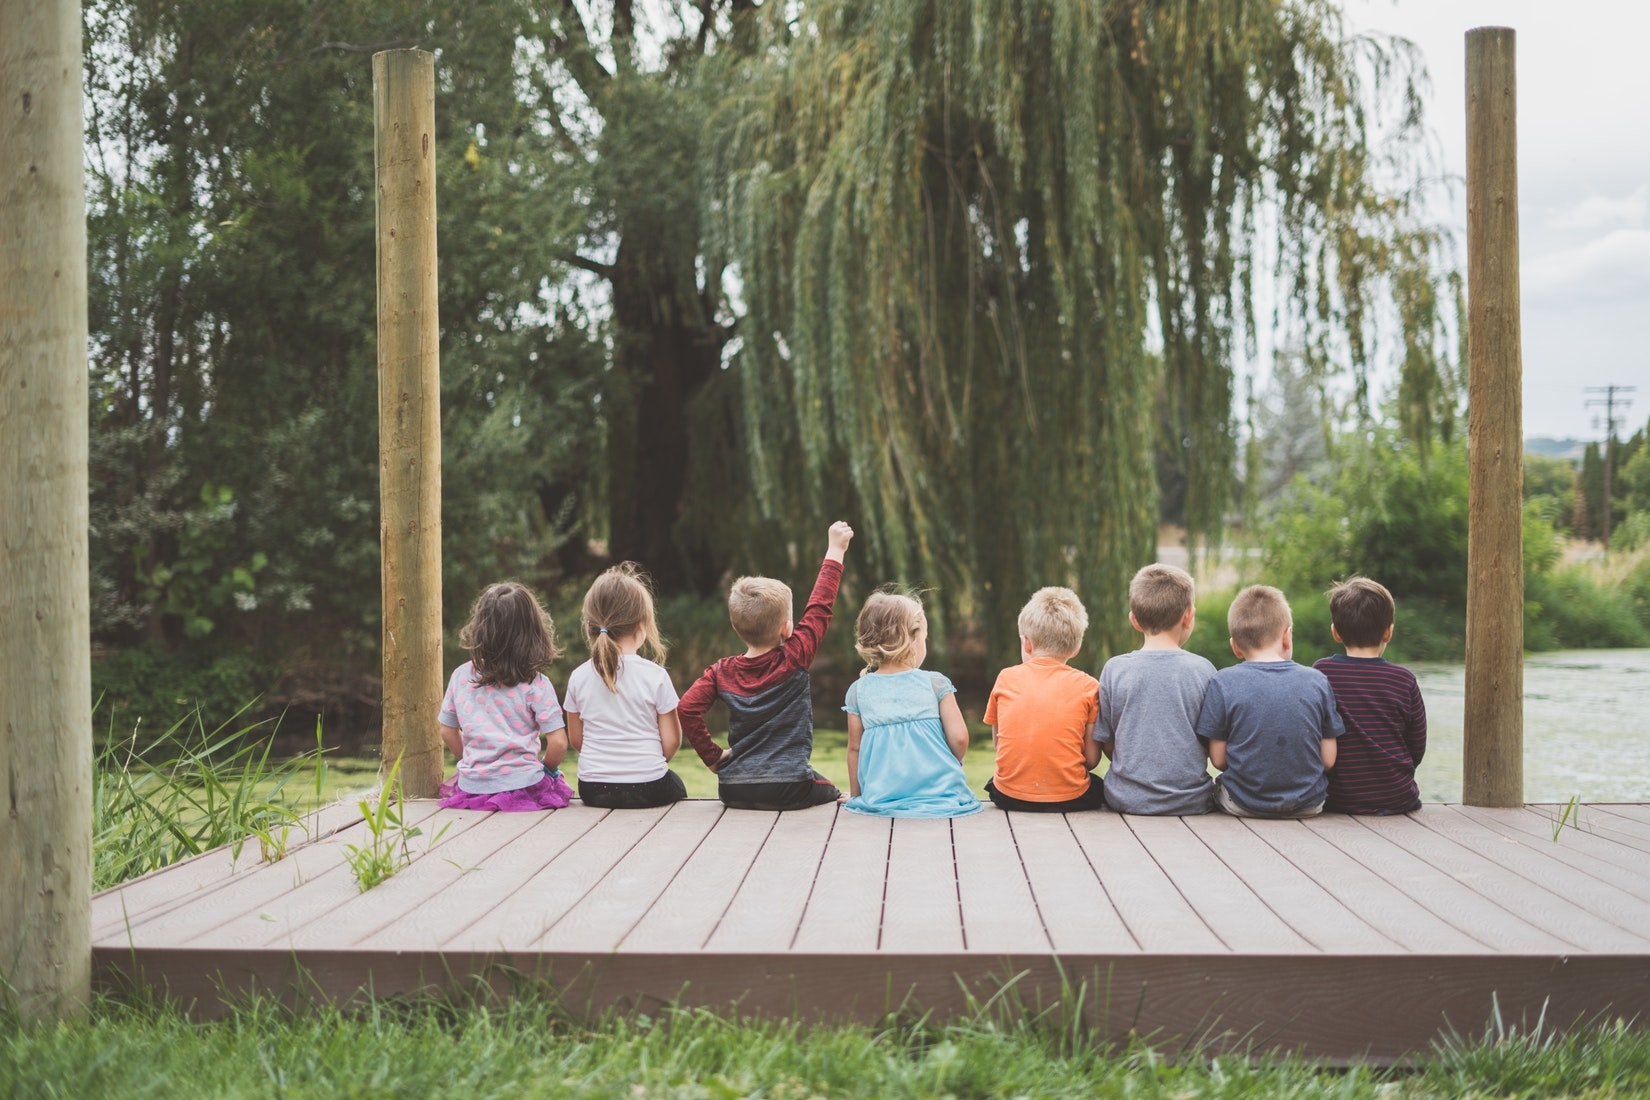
[843,591,982,818]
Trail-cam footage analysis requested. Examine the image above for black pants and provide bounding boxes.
[984,773,1107,813]
[719,768,842,811]
[578,770,687,809]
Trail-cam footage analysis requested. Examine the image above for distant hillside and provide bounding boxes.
[1525,437,1586,460]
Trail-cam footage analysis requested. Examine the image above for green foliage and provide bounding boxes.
[1523,452,1578,534]
[92,711,312,890]
[710,0,1457,661]
[1525,567,1650,651]
[93,644,278,737]
[344,757,446,892]
[8,987,1650,1097]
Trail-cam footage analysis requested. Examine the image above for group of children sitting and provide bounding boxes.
[436,521,1427,820]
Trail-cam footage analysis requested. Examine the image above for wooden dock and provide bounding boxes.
[93,800,1650,1061]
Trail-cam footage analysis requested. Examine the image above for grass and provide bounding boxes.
[4,986,1650,1098]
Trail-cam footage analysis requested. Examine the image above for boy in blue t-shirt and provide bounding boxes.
[1195,585,1343,818]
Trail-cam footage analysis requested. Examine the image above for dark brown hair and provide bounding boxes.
[1327,576,1395,648]
[581,562,666,692]
[459,581,561,689]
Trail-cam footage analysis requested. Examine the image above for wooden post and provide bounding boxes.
[0,0,93,1015]
[374,49,444,797]
[1463,27,1524,808]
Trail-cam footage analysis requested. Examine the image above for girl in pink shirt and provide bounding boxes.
[436,582,575,812]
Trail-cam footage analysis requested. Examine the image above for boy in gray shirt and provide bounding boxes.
[1196,585,1343,818]
[1095,564,1217,815]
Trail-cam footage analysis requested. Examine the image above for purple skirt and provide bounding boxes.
[438,769,574,812]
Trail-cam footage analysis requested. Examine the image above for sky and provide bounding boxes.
[1344,0,1650,441]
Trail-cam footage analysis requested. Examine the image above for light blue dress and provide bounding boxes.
[843,669,982,818]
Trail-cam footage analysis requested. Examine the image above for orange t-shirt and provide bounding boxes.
[983,658,1100,802]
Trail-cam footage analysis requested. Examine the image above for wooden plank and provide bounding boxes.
[1012,813,1143,953]
[1457,807,1650,897]
[1580,805,1650,846]
[879,818,962,952]
[97,801,443,948]
[790,811,888,952]
[1242,819,1487,954]
[949,809,1050,954]
[709,806,838,952]
[192,809,488,950]
[372,806,610,949]
[623,810,779,952]
[1182,814,1399,953]
[1355,812,1648,950]
[282,810,547,950]
[1305,815,1567,952]
[445,805,668,952]
[92,799,369,939]
[1123,815,1311,952]
[543,800,726,951]
[1411,807,1650,946]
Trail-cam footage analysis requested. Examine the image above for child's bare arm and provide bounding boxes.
[1320,738,1337,770]
[565,712,584,751]
[1207,740,1227,770]
[542,727,569,769]
[939,694,970,762]
[846,714,864,797]
[439,722,462,760]
[1083,734,1103,769]
[658,709,683,761]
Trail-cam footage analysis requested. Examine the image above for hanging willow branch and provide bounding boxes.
[704,0,1457,661]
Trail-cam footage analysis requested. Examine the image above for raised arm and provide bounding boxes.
[783,523,852,669]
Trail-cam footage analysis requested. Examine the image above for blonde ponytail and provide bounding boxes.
[580,562,666,692]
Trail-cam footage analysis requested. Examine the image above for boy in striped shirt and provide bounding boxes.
[1314,577,1428,815]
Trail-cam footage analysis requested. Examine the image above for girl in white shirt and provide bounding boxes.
[563,563,687,808]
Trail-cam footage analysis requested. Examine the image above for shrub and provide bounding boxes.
[93,644,279,742]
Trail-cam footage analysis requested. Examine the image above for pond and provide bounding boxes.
[1413,648,1650,803]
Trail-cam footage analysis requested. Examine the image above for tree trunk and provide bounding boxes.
[0,0,94,1018]
[606,239,721,594]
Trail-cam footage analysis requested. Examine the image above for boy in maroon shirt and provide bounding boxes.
[1314,577,1428,814]
[678,522,853,810]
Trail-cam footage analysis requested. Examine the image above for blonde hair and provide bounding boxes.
[1228,585,1292,653]
[854,590,927,673]
[727,576,793,647]
[459,581,561,689]
[1017,587,1088,656]
[581,562,666,692]
[1130,564,1196,634]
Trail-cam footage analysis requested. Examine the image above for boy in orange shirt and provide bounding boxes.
[982,587,1106,812]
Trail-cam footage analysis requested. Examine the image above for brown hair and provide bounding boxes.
[1017,587,1088,656]
[1328,576,1395,648]
[459,581,561,689]
[854,589,927,673]
[581,562,666,692]
[1227,584,1292,653]
[1130,563,1196,634]
[728,576,793,647]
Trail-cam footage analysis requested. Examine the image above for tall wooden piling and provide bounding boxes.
[374,49,444,797]
[0,0,93,1015]
[1463,27,1524,807]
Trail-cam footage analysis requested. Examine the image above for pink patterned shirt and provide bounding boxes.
[440,662,566,794]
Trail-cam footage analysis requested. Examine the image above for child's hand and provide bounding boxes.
[711,747,733,773]
[826,520,854,561]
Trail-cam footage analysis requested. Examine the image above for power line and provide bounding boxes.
[1584,385,1636,547]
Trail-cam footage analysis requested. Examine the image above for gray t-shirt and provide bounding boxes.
[1194,660,1344,816]
[1095,648,1217,815]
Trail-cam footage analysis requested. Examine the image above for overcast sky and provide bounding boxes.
[1344,0,1649,440]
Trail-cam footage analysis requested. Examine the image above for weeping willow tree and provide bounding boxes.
[705,0,1458,661]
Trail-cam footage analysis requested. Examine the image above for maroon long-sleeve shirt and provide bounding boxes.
[678,558,842,781]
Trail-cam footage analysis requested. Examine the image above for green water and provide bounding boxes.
[1412,648,1650,803]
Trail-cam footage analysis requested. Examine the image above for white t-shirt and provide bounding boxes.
[563,654,680,783]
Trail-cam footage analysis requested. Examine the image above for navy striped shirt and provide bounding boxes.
[1313,655,1427,815]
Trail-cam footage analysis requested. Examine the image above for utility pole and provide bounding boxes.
[1585,385,1636,548]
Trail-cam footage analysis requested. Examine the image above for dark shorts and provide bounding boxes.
[719,768,842,811]
[984,773,1107,813]
[578,770,688,809]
